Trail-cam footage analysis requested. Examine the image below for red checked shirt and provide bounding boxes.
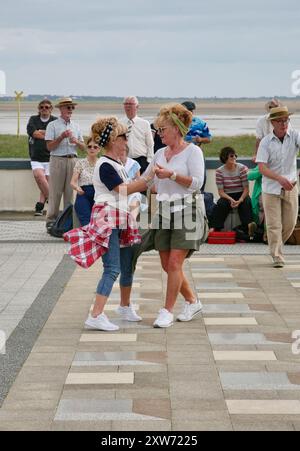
[64,204,141,268]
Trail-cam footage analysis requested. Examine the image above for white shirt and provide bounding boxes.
[256,115,273,140]
[256,129,300,195]
[144,143,205,202]
[93,156,129,211]
[125,116,154,162]
[45,117,84,156]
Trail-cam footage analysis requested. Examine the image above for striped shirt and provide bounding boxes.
[216,163,249,194]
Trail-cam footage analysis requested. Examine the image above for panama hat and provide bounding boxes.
[55,97,78,108]
[268,106,293,121]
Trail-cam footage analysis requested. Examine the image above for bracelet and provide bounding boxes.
[142,175,153,187]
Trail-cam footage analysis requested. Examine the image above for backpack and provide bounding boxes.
[48,204,73,238]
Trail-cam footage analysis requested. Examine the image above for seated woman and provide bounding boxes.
[64,117,156,331]
[70,138,100,226]
[210,147,256,237]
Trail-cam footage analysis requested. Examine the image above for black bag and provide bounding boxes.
[48,204,73,238]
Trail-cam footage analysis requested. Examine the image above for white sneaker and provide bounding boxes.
[153,308,174,328]
[85,313,119,331]
[176,300,203,322]
[116,305,142,322]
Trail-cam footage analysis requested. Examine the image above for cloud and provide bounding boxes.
[1,0,300,97]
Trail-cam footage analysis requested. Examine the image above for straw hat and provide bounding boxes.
[55,97,78,108]
[268,106,293,121]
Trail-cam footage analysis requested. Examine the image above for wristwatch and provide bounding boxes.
[170,171,177,181]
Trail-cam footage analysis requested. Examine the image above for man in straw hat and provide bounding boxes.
[256,106,299,268]
[45,97,85,231]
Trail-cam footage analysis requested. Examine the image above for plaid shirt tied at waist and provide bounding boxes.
[63,203,141,268]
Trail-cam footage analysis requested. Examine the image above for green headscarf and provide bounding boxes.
[170,112,189,137]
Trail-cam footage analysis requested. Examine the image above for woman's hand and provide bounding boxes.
[76,187,85,196]
[155,164,173,179]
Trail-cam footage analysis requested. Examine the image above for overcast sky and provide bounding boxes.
[1,0,300,98]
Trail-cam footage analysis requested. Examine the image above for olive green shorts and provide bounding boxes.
[152,201,204,253]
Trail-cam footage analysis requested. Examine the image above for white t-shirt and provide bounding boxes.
[256,129,300,195]
[93,156,129,210]
[144,143,205,202]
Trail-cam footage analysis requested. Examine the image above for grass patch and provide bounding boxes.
[0,134,256,159]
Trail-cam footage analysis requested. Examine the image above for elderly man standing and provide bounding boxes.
[45,97,85,230]
[123,96,154,174]
[27,99,57,216]
[256,106,299,268]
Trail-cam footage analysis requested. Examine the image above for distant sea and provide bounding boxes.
[1,111,300,136]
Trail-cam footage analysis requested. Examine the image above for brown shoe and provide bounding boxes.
[248,222,257,239]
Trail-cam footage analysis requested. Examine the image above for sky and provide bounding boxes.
[0,0,300,98]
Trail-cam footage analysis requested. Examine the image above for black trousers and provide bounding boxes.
[210,192,254,231]
[133,156,149,175]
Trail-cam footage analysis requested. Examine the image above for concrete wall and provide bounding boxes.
[0,159,299,212]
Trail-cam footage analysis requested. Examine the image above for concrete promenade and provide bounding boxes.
[1,220,300,431]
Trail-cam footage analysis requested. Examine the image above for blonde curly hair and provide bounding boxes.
[154,104,193,129]
[91,117,127,148]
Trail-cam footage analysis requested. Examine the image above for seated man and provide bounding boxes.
[210,147,256,237]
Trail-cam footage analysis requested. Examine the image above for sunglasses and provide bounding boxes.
[117,133,127,139]
[87,145,99,150]
[228,154,238,159]
[157,126,170,134]
[66,105,75,110]
[39,105,51,110]
[274,118,290,125]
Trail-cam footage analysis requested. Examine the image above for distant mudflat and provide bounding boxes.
[1,99,300,136]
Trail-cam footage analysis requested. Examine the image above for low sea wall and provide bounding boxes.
[0,158,299,212]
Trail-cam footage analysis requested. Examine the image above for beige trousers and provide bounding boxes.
[263,186,299,260]
[46,156,76,223]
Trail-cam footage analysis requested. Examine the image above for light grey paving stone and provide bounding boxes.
[72,352,159,366]
[54,399,165,421]
[208,333,287,345]
[220,372,300,390]
[203,304,251,314]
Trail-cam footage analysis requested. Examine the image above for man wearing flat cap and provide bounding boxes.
[45,97,85,230]
[256,106,300,268]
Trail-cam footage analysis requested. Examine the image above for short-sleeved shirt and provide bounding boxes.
[216,163,249,194]
[93,156,129,209]
[74,158,97,186]
[256,129,300,195]
[185,116,212,143]
[45,117,84,156]
[27,115,57,162]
